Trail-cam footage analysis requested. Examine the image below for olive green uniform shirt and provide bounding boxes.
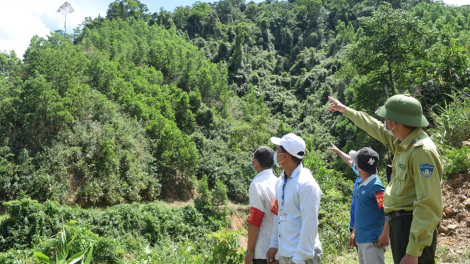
[343,108,443,257]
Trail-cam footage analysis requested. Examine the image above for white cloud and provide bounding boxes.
[0,0,467,60]
[0,0,108,59]
[443,0,469,6]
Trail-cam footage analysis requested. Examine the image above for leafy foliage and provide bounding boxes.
[33,226,93,264]
[0,199,240,263]
[430,90,470,176]
[1,0,470,261]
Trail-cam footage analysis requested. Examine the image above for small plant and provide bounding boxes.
[442,145,470,176]
[212,179,229,208]
[33,226,93,264]
[205,228,244,264]
[430,90,470,149]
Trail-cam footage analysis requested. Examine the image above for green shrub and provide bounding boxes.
[430,90,470,149]
[0,249,35,264]
[442,145,470,176]
[194,176,229,230]
[429,91,470,177]
[204,228,244,264]
[212,179,229,207]
[0,199,211,256]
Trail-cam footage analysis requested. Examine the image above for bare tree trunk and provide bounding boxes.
[387,59,394,91]
[384,85,390,99]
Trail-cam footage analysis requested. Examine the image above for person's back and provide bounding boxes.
[249,168,278,259]
[349,147,388,264]
[245,146,278,264]
[355,176,385,244]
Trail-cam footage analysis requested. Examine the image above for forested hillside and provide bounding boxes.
[1,0,469,262]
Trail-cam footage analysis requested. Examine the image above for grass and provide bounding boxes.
[324,248,394,264]
[436,244,470,263]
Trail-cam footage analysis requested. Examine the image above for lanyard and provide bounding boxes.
[281,169,300,207]
[281,175,289,207]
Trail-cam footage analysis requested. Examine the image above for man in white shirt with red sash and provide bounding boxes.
[266,133,322,264]
[245,146,279,264]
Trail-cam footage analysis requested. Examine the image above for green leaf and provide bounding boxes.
[57,253,66,264]
[66,248,88,264]
[33,251,52,264]
[83,245,93,264]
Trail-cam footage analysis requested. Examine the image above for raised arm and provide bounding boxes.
[328,142,353,168]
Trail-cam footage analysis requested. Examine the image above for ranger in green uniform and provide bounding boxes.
[327,94,443,264]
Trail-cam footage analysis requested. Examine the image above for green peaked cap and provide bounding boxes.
[375,94,429,127]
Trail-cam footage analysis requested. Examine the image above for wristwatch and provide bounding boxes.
[245,248,254,255]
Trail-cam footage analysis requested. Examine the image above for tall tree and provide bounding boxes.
[346,3,428,111]
[57,2,75,35]
[106,0,150,21]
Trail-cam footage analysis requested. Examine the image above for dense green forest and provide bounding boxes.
[1,0,469,262]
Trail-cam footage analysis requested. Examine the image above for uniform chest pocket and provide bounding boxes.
[393,151,412,181]
[394,166,407,181]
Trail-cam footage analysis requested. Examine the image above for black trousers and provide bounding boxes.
[389,215,437,264]
[253,259,268,264]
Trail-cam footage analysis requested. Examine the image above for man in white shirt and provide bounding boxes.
[245,146,278,264]
[266,133,322,264]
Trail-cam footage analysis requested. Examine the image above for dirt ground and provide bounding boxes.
[231,212,248,249]
[437,172,470,259]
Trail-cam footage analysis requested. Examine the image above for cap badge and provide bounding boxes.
[368,158,375,165]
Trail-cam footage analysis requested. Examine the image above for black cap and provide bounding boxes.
[349,147,379,174]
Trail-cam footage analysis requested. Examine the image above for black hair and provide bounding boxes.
[254,146,275,169]
[280,146,302,164]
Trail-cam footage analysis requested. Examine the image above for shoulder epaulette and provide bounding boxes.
[413,137,424,147]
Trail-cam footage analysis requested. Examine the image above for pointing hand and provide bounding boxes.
[327,96,346,113]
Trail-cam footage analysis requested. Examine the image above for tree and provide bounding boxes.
[354,3,427,91]
[106,0,150,21]
[57,2,74,35]
[212,179,228,208]
[346,3,428,111]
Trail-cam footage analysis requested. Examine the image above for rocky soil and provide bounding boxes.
[438,172,470,259]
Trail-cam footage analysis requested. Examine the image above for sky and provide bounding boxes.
[0,0,467,59]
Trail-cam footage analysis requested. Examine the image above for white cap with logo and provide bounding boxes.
[270,133,306,159]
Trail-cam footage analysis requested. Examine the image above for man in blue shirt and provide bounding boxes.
[350,147,389,264]
[330,143,389,263]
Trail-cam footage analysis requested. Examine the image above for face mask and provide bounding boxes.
[384,120,396,136]
[251,159,258,171]
[273,152,287,167]
[352,163,360,176]
[273,152,280,167]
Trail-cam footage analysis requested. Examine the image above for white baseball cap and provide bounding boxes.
[270,133,306,159]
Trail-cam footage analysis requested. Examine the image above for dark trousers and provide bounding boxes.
[253,259,268,264]
[389,215,437,264]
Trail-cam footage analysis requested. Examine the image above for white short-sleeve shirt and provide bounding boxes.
[249,168,278,259]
